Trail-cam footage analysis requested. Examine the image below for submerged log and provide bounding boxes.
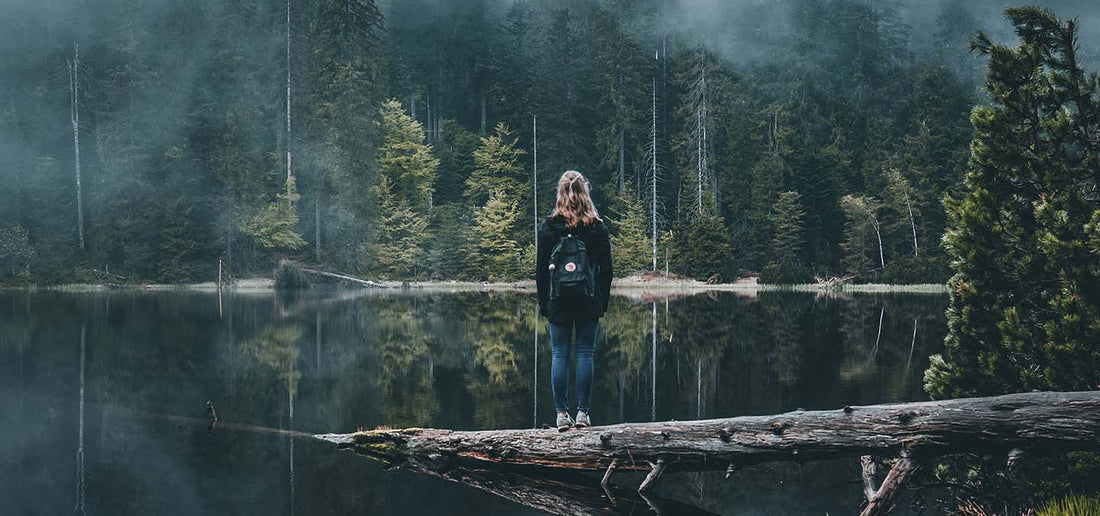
[317,391,1100,515]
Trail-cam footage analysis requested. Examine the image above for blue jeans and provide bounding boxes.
[549,319,598,413]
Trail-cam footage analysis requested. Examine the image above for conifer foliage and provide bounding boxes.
[609,185,651,277]
[760,191,811,284]
[243,176,308,251]
[926,7,1100,398]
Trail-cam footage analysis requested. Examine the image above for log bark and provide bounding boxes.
[316,391,1100,476]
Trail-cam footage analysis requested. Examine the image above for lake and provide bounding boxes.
[0,289,947,515]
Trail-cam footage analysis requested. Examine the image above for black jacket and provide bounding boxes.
[536,214,613,323]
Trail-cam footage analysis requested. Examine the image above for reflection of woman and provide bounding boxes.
[536,171,613,430]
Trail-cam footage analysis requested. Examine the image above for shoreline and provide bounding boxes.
[5,277,948,294]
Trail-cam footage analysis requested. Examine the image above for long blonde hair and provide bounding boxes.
[551,170,601,228]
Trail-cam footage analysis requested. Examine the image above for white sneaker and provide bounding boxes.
[575,411,591,428]
[556,412,574,431]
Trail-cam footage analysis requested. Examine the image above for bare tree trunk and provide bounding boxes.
[314,197,321,262]
[533,116,538,243]
[690,62,708,216]
[617,127,624,194]
[285,0,292,182]
[650,77,658,271]
[69,43,84,250]
[875,224,885,270]
[906,196,918,257]
[480,93,486,135]
[226,205,233,266]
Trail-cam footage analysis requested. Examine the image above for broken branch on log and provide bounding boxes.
[861,450,919,516]
[600,459,618,488]
[638,458,667,493]
[861,455,878,502]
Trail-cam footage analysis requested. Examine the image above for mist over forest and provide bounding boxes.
[1,0,1098,284]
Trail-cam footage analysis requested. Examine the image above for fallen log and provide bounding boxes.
[317,391,1100,516]
[297,267,386,288]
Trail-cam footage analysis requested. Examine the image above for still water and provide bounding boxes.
[0,289,946,515]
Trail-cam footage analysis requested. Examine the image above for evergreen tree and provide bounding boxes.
[434,119,480,206]
[364,99,437,278]
[747,152,790,269]
[760,191,812,284]
[670,204,733,281]
[0,224,34,278]
[242,176,308,252]
[926,7,1100,398]
[594,6,648,195]
[363,177,429,279]
[466,123,527,207]
[473,192,522,281]
[608,184,650,276]
[378,99,438,212]
[426,203,474,279]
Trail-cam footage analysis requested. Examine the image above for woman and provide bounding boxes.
[537,170,613,431]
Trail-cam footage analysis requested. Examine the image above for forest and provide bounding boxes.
[0,0,1097,285]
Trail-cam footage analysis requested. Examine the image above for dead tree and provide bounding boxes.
[68,43,84,250]
[318,391,1100,516]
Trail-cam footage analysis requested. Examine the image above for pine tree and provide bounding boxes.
[364,99,437,278]
[609,184,650,276]
[434,120,480,206]
[242,176,307,251]
[594,6,648,195]
[426,203,474,280]
[466,123,527,207]
[0,224,34,279]
[747,153,789,269]
[760,191,811,284]
[926,7,1100,398]
[670,201,733,281]
[473,192,522,281]
[378,99,438,212]
[363,177,429,279]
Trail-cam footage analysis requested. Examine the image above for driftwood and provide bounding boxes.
[297,267,386,288]
[816,274,856,289]
[317,391,1100,516]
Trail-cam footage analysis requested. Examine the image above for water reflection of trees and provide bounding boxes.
[337,290,948,427]
[0,290,950,515]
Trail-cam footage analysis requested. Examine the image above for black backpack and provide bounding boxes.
[549,233,596,301]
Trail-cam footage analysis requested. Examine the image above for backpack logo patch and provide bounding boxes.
[564,262,577,272]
